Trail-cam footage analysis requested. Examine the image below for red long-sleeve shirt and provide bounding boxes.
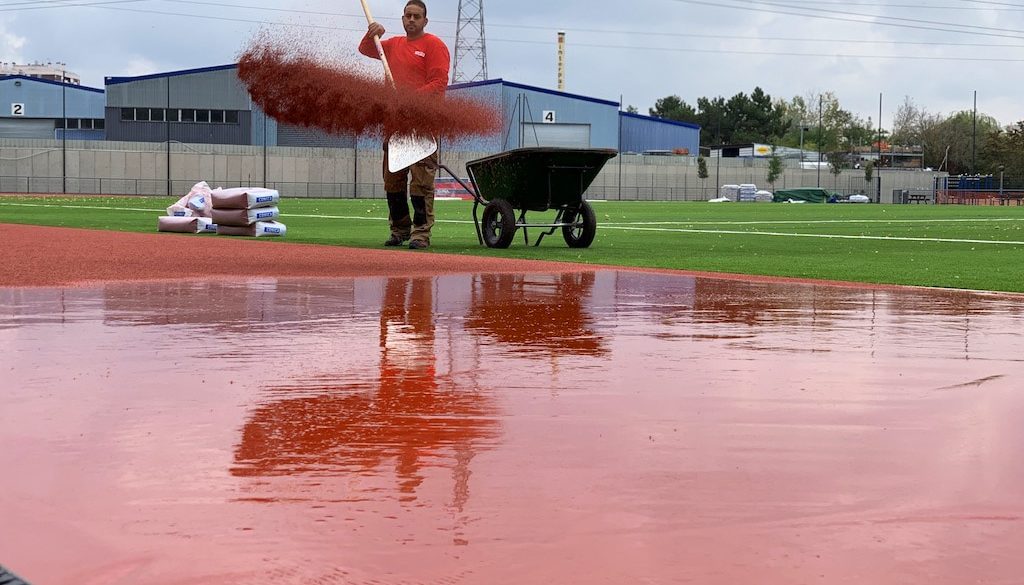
[359,33,450,95]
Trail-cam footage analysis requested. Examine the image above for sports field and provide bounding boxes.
[2,196,1024,292]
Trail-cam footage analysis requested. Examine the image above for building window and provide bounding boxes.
[119,107,239,125]
[65,118,80,130]
[94,118,104,130]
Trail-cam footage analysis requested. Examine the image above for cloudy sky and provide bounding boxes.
[2,0,1023,128]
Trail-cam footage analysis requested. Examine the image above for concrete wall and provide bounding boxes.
[0,138,945,202]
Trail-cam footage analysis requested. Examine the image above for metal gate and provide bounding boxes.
[520,123,591,148]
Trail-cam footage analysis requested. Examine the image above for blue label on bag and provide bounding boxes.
[256,196,274,203]
[256,211,275,219]
[264,227,282,234]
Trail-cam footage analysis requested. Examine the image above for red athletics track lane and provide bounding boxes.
[0,223,596,287]
[2,223,1024,585]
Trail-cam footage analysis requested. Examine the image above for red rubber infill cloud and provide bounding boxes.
[238,41,501,141]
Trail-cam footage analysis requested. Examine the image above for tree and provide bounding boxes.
[919,110,1001,174]
[891,96,927,146]
[649,95,697,123]
[766,147,783,190]
[979,121,1024,177]
[864,160,874,184]
[697,155,709,197]
[828,151,847,190]
[625,105,639,114]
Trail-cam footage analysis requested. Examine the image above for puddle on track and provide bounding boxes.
[1,271,1023,585]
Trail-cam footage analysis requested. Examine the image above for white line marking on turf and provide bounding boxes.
[604,218,1024,226]
[5,201,1024,245]
[602,225,1024,246]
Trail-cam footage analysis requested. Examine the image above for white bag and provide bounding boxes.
[211,206,280,227]
[211,187,280,210]
[216,221,287,237]
[158,216,218,234]
[166,181,213,217]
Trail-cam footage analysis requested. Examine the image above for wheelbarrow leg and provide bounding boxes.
[519,209,530,246]
[438,163,483,245]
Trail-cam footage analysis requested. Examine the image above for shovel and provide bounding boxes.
[358,0,439,173]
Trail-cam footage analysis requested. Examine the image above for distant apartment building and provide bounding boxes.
[0,62,80,85]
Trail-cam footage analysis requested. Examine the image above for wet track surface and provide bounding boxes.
[2,271,1023,584]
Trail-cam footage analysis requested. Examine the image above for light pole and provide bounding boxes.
[62,69,66,194]
[799,125,807,163]
[817,96,823,187]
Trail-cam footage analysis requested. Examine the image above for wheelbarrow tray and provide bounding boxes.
[466,147,617,211]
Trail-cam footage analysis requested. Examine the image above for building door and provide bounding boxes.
[0,118,54,139]
[520,123,591,148]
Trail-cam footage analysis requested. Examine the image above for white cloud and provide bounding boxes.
[2,0,1022,128]
[1,19,27,62]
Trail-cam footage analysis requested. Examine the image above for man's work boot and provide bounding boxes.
[408,240,429,250]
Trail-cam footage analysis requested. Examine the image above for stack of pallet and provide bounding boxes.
[738,184,758,202]
[211,187,286,237]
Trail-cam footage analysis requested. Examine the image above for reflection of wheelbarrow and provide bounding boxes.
[439,147,617,248]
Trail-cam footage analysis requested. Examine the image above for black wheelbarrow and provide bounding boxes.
[439,147,617,248]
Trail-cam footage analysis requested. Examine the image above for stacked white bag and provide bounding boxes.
[738,183,758,202]
[158,181,218,233]
[718,184,740,200]
[211,187,286,237]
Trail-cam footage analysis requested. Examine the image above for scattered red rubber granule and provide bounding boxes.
[238,39,501,141]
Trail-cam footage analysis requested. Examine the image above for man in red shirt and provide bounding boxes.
[359,0,450,250]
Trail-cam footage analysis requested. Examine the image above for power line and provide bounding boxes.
[510,38,1024,62]
[671,0,1024,39]
[0,0,146,12]
[10,0,1024,61]
[733,0,1024,35]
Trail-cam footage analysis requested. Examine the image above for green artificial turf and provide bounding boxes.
[3,196,1024,292]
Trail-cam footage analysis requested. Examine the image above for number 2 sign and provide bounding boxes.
[11,103,25,116]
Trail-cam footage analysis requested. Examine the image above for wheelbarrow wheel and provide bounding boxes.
[481,199,517,248]
[562,201,597,248]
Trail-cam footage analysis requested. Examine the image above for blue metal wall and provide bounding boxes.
[498,80,619,150]
[619,112,700,155]
[0,75,104,119]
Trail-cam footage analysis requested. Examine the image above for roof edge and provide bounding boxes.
[105,63,238,85]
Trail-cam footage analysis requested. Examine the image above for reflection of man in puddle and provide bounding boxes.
[232,277,496,517]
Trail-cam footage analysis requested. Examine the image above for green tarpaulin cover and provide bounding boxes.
[772,188,839,203]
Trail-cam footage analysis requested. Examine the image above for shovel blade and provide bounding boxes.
[387,133,437,173]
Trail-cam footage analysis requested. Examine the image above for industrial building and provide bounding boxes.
[104,64,352,148]
[440,79,700,155]
[0,62,700,154]
[0,75,105,139]
[618,111,700,155]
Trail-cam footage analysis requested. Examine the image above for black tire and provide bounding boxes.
[481,199,517,248]
[561,200,597,248]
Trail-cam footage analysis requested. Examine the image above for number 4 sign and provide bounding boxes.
[542,110,556,123]
[11,103,25,116]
